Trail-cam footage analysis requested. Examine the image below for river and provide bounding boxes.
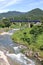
[0,29,41,65]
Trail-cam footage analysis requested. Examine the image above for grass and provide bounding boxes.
[11,27,43,57]
[12,28,32,45]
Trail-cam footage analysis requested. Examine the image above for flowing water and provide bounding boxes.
[0,29,41,65]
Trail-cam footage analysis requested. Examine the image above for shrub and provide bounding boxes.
[40,45,43,50]
[41,60,43,65]
[25,38,30,45]
[23,32,27,35]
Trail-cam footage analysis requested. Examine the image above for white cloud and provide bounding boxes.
[0,9,9,13]
[0,0,5,2]
[0,0,22,9]
[29,0,43,6]
[0,0,22,13]
[0,0,43,13]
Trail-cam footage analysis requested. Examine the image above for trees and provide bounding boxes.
[0,20,5,28]
[0,18,11,28]
[30,25,43,43]
[2,18,11,27]
[40,45,43,50]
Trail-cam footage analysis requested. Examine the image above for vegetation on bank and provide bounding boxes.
[12,25,43,57]
[0,28,13,33]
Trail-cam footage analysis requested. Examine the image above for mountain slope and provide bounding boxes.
[0,11,24,19]
[0,8,43,19]
[26,8,43,16]
[24,8,43,20]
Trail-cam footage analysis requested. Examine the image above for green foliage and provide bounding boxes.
[25,38,30,45]
[41,60,43,65]
[0,18,11,28]
[10,24,15,28]
[11,25,43,57]
[40,45,43,50]
[12,25,43,49]
[2,19,11,27]
[0,21,5,28]
[0,8,43,23]
[30,26,43,35]
[0,8,43,28]
[30,26,43,43]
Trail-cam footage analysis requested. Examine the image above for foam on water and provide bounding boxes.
[13,45,23,51]
[14,46,19,50]
[6,53,35,65]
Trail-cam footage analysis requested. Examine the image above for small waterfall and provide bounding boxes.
[6,46,35,65]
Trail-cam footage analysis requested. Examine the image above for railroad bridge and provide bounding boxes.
[10,19,41,28]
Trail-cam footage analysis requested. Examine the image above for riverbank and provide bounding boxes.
[0,32,13,35]
[0,28,20,35]
[0,27,43,65]
[0,50,21,65]
[0,28,13,35]
[11,41,43,65]
[11,27,43,64]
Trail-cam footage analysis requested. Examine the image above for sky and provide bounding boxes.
[0,0,43,13]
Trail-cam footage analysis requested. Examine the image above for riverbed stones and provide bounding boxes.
[24,50,33,57]
[19,45,27,49]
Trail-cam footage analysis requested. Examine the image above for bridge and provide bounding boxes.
[10,19,40,28]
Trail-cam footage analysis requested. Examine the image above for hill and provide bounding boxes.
[26,8,43,16]
[0,8,43,20]
[0,11,24,19]
[25,8,43,20]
